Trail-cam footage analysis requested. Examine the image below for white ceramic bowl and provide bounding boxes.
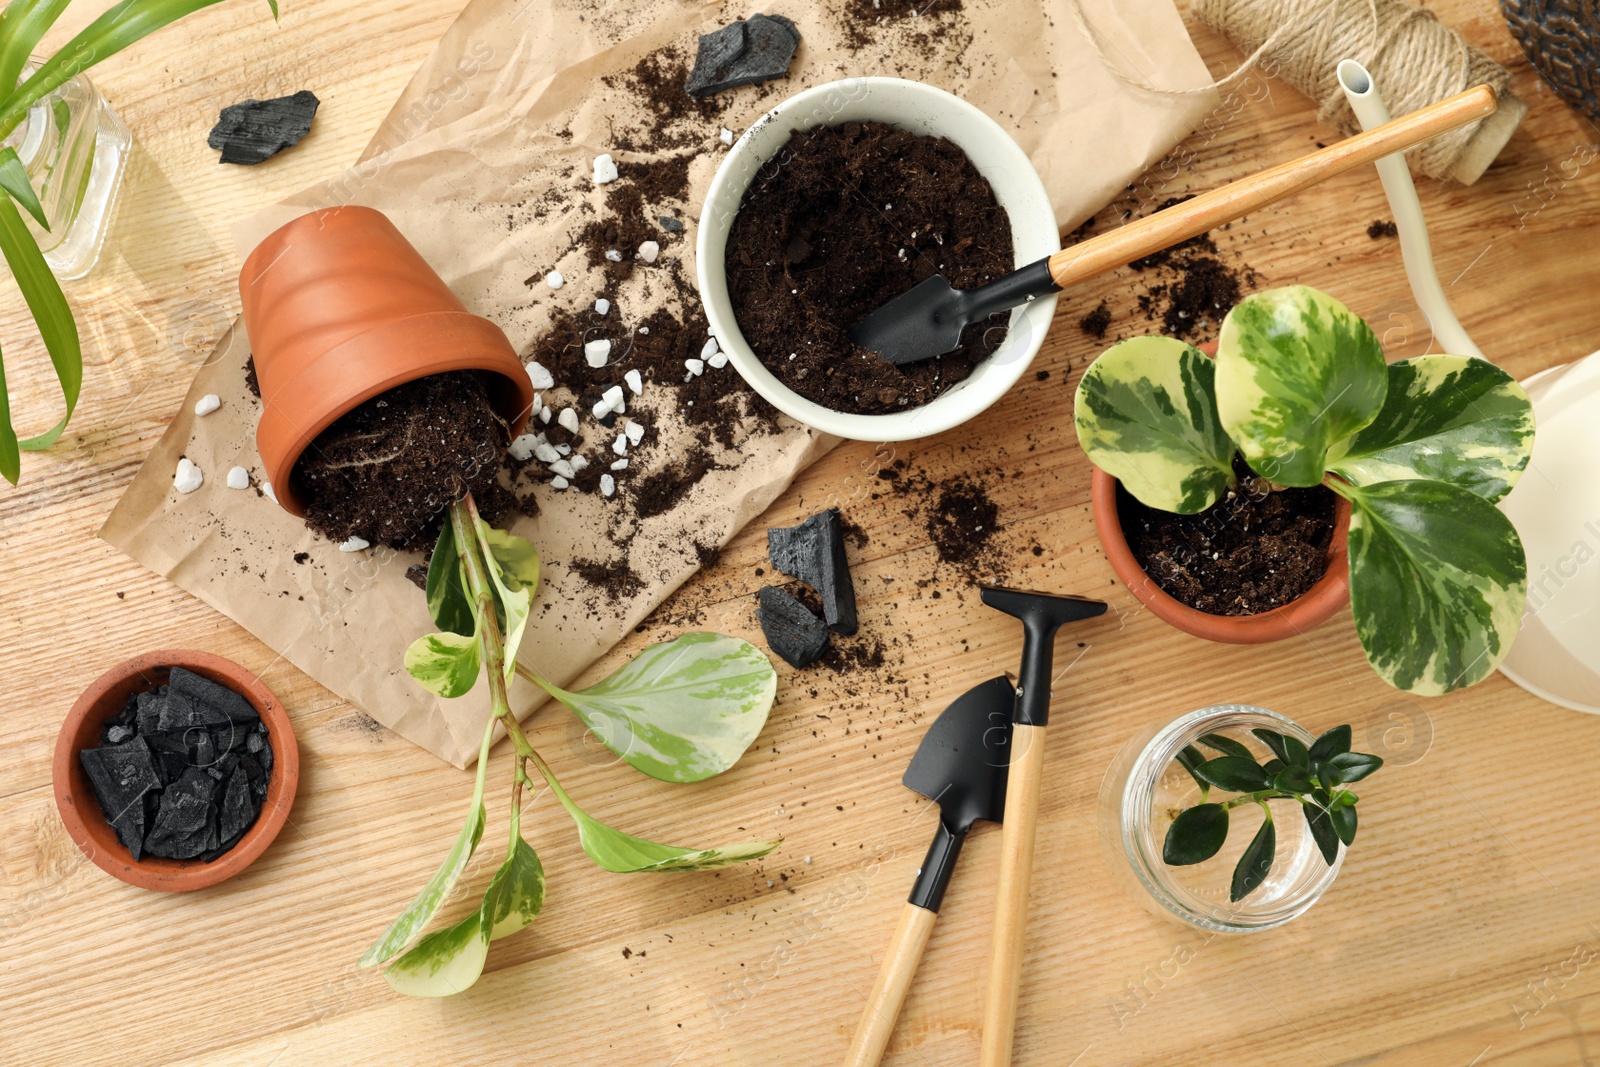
[697,77,1060,442]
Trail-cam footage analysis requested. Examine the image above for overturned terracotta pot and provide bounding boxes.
[1090,467,1352,645]
[240,206,533,516]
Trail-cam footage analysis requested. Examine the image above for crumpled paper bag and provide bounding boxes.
[101,0,1219,767]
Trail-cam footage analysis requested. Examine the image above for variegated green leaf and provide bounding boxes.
[360,720,493,968]
[534,633,777,783]
[425,515,474,637]
[1074,336,1235,513]
[382,834,544,996]
[1339,479,1526,695]
[1328,355,1534,502]
[531,755,779,872]
[404,629,481,699]
[475,520,536,677]
[1216,286,1387,487]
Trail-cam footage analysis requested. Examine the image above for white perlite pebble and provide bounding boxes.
[601,384,625,414]
[546,270,564,289]
[226,466,250,490]
[339,536,370,553]
[685,358,705,377]
[551,475,570,490]
[624,368,643,395]
[626,422,645,446]
[605,248,623,262]
[592,153,619,184]
[173,458,203,494]
[720,127,734,146]
[610,457,629,470]
[558,407,580,434]
[570,455,589,471]
[526,362,555,390]
[509,433,541,461]
[194,394,221,417]
[600,474,616,497]
[555,443,572,456]
[613,434,628,456]
[533,441,560,464]
[539,407,552,424]
[595,298,610,315]
[700,337,720,360]
[591,398,611,420]
[584,338,612,368]
[637,240,660,263]
[550,459,576,479]
[262,481,277,504]
[708,351,729,369]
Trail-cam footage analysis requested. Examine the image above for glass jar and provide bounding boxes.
[4,65,131,280]
[1097,704,1342,932]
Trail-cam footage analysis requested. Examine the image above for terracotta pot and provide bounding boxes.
[53,651,300,892]
[1090,466,1351,645]
[241,206,534,516]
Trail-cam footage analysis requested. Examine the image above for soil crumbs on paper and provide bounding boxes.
[1118,455,1336,615]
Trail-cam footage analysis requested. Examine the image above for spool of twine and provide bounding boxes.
[1191,0,1525,183]
[1066,0,1526,184]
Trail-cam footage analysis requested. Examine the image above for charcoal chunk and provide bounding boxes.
[767,508,858,635]
[167,667,260,727]
[208,90,320,166]
[143,767,220,860]
[79,738,163,859]
[756,585,830,668]
[684,14,800,98]
[134,689,167,736]
[217,767,260,843]
[659,215,684,232]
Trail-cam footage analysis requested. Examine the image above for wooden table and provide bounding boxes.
[4,2,1599,1063]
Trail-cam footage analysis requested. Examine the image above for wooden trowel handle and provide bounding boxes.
[979,722,1050,1067]
[1045,84,1498,293]
[842,902,939,1067]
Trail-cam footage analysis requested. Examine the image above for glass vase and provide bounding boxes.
[1097,704,1342,932]
[4,64,131,280]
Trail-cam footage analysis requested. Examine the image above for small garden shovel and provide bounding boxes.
[842,675,1016,1067]
[851,83,1499,366]
[977,587,1108,1067]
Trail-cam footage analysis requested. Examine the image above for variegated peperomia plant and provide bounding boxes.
[360,492,779,996]
[1075,285,1535,696]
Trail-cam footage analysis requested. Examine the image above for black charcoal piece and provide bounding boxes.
[157,689,228,733]
[659,215,684,232]
[208,89,320,166]
[218,767,259,843]
[143,768,220,860]
[106,725,133,744]
[188,729,218,770]
[256,727,274,781]
[767,508,859,635]
[80,738,163,859]
[684,13,800,98]
[168,667,261,727]
[134,689,166,736]
[756,585,830,669]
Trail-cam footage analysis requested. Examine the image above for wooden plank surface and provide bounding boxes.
[4,1,1600,1064]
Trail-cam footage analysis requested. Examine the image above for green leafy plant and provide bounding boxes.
[1164,725,1382,901]
[0,0,279,484]
[362,492,780,996]
[1075,284,1535,695]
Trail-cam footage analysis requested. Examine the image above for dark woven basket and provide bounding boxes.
[1503,0,1600,123]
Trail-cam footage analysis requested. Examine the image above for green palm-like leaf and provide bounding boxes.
[531,755,779,872]
[0,146,46,229]
[1216,286,1387,487]
[0,0,72,104]
[1340,479,1527,695]
[1074,336,1235,513]
[0,0,279,141]
[1328,355,1534,502]
[533,633,777,783]
[0,189,76,458]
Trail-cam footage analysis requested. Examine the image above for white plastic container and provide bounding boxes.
[697,77,1059,442]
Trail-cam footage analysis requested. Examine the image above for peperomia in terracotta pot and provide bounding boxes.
[240,205,535,516]
[1075,284,1535,695]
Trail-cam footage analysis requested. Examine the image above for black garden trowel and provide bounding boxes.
[841,675,1016,1067]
